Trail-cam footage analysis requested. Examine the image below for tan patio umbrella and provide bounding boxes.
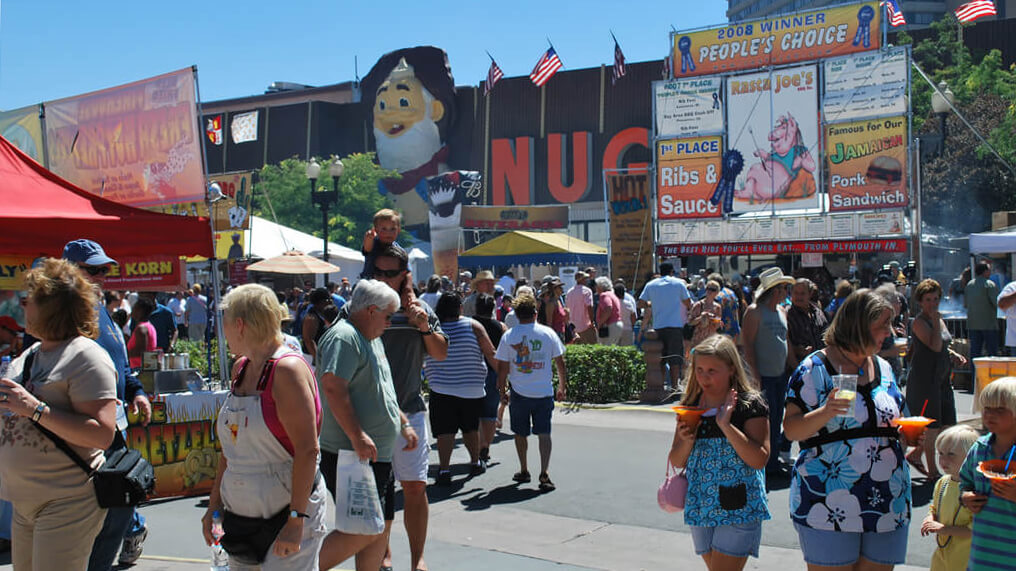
[245,250,340,274]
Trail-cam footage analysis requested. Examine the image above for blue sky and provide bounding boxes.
[0,0,728,110]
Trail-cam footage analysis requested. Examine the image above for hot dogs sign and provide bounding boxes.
[654,1,909,221]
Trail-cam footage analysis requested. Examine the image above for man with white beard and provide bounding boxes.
[363,47,457,228]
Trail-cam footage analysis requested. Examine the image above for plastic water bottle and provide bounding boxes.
[210,510,229,570]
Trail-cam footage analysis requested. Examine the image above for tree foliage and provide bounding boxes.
[897,17,1016,232]
[253,154,405,250]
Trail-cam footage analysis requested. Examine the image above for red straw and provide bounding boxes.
[920,399,928,417]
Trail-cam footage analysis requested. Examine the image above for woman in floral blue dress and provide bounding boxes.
[669,335,770,571]
[784,289,920,570]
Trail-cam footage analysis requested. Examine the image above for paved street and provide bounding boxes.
[0,388,975,570]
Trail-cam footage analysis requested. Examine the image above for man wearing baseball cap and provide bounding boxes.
[0,316,24,359]
[62,239,153,569]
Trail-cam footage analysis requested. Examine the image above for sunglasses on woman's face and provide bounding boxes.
[79,265,110,276]
[372,268,403,278]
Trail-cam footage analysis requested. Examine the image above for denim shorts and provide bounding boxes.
[794,523,909,566]
[690,521,762,558]
[509,391,554,436]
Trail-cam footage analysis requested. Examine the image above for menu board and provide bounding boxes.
[824,47,908,123]
[653,77,724,137]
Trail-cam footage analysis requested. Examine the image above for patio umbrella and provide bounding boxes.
[245,250,340,274]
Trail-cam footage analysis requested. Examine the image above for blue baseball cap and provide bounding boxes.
[62,239,117,266]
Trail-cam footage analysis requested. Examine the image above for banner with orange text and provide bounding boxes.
[825,116,908,212]
[104,255,186,291]
[44,68,205,206]
[656,137,722,220]
[671,1,879,78]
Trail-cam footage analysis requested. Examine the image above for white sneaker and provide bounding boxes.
[118,526,148,566]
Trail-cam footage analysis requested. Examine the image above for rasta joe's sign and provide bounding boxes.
[671,2,880,78]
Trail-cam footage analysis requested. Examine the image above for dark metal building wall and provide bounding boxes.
[265,103,309,164]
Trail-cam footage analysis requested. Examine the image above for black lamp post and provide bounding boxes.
[305,157,342,268]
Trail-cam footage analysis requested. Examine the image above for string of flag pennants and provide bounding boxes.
[484,2,997,95]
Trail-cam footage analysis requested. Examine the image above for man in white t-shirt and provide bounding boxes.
[495,292,567,492]
[998,280,1016,353]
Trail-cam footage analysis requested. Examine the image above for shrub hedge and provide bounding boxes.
[559,344,646,404]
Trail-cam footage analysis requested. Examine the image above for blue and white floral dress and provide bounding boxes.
[684,393,771,528]
[786,352,911,533]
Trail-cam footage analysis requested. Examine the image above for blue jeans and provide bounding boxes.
[761,374,789,471]
[87,434,146,571]
[969,328,999,359]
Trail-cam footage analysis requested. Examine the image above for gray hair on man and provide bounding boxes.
[515,285,534,297]
[347,279,400,315]
[594,276,613,292]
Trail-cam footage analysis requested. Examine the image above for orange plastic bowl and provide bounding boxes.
[892,416,934,441]
[672,406,707,430]
[977,460,1016,483]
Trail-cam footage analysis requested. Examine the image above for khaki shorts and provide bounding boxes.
[12,491,106,570]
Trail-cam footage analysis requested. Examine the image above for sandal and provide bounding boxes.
[512,470,531,483]
[538,472,556,492]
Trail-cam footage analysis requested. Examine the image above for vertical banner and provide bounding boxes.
[43,68,205,206]
[429,171,481,278]
[671,1,880,78]
[826,116,908,211]
[0,106,45,163]
[606,171,654,291]
[656,137,723,219]
[725,64,820,214]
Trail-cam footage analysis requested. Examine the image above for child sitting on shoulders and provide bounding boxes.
[361,208,402,279]
[959,377,1016,571]
[922,424,979,571]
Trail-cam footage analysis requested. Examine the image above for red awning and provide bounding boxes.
[0,135,213,259]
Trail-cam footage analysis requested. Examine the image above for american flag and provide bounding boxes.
[955,0,996,22]
[612,41,626,84]
[882,0,906,27]
[530,47,563,87]
[662,55,671,79]
[484,59,504,96]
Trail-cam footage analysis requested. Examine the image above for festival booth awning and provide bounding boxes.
[0,135,213,259]
[248,216,364,279]
[969,228,1016,254]
[458,231,607,267]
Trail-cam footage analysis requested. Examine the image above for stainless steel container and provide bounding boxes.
[165,353,190,370]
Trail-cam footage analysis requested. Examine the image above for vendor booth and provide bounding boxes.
[968,228,1016,411]
[247,215,364,281]
[458,230,608,267]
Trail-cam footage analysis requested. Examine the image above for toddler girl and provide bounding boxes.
[921,424,978,571]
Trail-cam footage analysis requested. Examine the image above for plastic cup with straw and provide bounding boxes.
[894,399,934,443]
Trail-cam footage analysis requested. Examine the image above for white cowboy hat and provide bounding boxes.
[754,267,795,301]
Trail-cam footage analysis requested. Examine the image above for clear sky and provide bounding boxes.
[0,0,728,110]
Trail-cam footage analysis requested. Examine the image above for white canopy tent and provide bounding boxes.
[248,215,364,280]
[969,228,1016,254]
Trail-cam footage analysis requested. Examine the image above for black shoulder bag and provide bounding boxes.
[23,349,155,508]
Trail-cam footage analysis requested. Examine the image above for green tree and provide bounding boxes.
[254,154,406,250]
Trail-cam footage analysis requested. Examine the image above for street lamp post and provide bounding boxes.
[305,157,342,278]
[931,81,955,148]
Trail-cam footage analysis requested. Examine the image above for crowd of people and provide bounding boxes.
[2,215,1016,570]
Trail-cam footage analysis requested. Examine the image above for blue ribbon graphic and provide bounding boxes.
[709,150,744,216]
[712,92,720,109]
[853,6,874,48]
[678,36,696,74]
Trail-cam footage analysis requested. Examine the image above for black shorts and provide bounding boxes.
[428,391,483,436]
[657,327,685,369]
[320,450,396,521]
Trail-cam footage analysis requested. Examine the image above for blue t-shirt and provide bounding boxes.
[148,304,177,352]
[639,276,691,329]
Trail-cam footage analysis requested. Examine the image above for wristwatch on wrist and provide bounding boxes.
[420,327,433,335]
[31,402,47,423]
[289,509,309,519]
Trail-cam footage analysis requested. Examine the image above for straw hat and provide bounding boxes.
[472,270,495,288]
[754,267,794,300]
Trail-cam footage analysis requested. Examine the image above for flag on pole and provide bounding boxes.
[612,40,626,84]
[530,47,563,87]
[955,0,996,22]
[881,0,907,27]
[662,55,671,79]
[484,59,504,96]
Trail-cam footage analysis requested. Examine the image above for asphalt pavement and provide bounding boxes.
[0,387,978,571]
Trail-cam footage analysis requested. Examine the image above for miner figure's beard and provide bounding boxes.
[374,117,443,173]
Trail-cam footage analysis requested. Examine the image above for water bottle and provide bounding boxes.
[210,510,229,570]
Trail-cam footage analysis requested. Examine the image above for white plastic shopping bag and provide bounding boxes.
[334,450,385,535]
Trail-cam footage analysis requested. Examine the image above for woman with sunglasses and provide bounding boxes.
[0,258,118,570]
[687,280,725,348]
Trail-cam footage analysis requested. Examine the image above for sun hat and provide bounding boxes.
[472,270,495,288]
[754,267,795,301]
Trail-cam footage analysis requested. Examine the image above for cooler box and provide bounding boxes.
[972,357,1016,411]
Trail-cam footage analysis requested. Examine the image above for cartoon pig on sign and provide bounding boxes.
[735,113,816,202]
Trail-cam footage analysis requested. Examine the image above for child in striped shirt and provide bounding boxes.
[959,377,1016,571]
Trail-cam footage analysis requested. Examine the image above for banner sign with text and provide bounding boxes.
[823,47,907,124]
[44,68,205,207]
[460,205,569,230]
[126,391,227,499]
[726,64,820,214]
[103,255,185,290]
[0,256,32,290]
[653,77,724,137]
[671,1,880,78]
[149,171,254,231]
[825,116,907,212]
[656,136,723,219]
[605,171,654,291]
[657,238,907,257]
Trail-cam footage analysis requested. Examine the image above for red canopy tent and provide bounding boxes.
[0,135,213,259]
